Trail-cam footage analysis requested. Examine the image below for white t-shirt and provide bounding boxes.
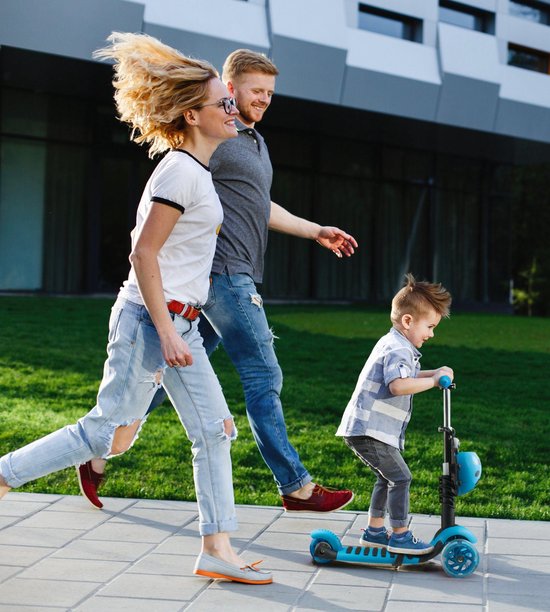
[119,150,223,306]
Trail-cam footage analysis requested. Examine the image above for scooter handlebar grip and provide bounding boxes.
[439,375,452,389]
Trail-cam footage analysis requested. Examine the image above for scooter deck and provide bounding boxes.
[332,544,440,567]
[315,541,441,568]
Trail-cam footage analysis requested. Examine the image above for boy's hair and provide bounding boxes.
[391,273,452,325]
[94,32,218,158]
[222,49,279,82]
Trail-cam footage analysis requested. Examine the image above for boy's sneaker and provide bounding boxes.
[388,531,433,554]
[281,484,354,512]
[359,527,390,548]
[76,461,105,509]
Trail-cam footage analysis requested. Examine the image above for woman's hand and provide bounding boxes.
[160,330,193,367]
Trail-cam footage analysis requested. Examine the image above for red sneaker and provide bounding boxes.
[76,461,105,509]
[281,484,354,513]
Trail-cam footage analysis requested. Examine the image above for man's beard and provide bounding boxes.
[239,104,266,125]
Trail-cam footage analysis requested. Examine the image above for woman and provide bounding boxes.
[0,32,272,585]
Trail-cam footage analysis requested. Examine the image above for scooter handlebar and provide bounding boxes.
[439,375,453,389]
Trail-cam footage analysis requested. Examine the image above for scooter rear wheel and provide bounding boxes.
[441,539,479,578]
[310,539,337,564]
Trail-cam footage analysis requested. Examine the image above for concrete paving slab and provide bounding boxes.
[108,508,198,528]
[17,557,129,582]
[0,606,68,612]
[14,510,108,530]
[0,517,17,529]
[385,604,483,611]
[0,526,83,548]
[482,595,548,612]
[313,564,394,587]
[0,543,56,566]
[252,530,317,552]
[268,516,353,535]
[0,500,50,517]
[487,518,550,539]
[0,565,21,581]
[153,534,202,556]
[2,492,62,503]
[389,575,484,604]
[230,544,314,572]
[487,553,550,574]
[80,521,179,543]
[51,538,155,562]
[0,576,101,607]
[76,596,184,611]
[126,552,197,576]
[98,572,202,600]
[46,495,136,513]
[235,505,282,524]
[488,537,550,556]
[299,582,388,610]
[187,589,292,612]
[0,493,549,611]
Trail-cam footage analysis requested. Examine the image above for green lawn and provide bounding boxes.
[0,296,548,520]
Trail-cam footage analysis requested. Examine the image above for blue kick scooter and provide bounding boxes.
[309,376,482,578]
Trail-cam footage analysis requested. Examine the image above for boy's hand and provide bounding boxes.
[433,366,454,388]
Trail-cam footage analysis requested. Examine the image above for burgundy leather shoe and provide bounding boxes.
[281,484,354,513]
[76,461,105,509]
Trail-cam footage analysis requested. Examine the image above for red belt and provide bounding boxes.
[167,300,201,321]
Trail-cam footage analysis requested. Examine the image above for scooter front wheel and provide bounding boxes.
[441,539,479,577]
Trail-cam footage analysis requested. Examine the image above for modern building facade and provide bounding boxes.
[1,0,550,306]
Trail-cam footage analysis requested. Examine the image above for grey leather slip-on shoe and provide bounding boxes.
[193,552,273,584]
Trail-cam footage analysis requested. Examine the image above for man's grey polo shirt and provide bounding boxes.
[210,119,273,283]
[336,327,422,450]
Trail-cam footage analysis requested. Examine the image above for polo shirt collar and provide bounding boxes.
[235,118,256,134]
[390,327,422,360]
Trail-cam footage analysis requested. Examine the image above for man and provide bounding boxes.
[78,50,357,512]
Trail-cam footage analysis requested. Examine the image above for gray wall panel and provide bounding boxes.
[270,36,346,104]
[342,67,440,122]
[494,99,550,143]
[0,0,144,61]
[436,75,499,131]
[143,24,269,73]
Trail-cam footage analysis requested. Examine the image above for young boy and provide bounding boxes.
[336,273,453,554]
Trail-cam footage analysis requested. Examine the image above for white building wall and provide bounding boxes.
[1,0,550,143]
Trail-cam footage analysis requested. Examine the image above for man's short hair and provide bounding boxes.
[391,273,452,325]
[222,49,279,82]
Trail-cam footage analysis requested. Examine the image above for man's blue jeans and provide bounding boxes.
[149,272,311,495]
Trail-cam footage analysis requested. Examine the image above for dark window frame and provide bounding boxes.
[439,0,495,34]
[509,0,550,25]
[358,3,423,43]
[507,43,550,74]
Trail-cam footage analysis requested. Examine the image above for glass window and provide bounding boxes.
[358,4,422,42]
[439,1,495,34]
[509,0,550,25]
[508,44,549,73]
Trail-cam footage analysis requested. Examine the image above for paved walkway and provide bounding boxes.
[0,492,548,611]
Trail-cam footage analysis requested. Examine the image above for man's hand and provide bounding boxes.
[316,227,358,258]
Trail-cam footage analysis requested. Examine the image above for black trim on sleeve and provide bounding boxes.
[151,196,185,214]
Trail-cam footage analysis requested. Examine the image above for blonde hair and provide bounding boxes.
[391,273,452,325]
[94,32,219,157]
[222,48,279,82]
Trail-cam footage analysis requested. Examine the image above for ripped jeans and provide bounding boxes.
[0,297,237,535]
[147,273,311,494]
[200,272,311,495]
